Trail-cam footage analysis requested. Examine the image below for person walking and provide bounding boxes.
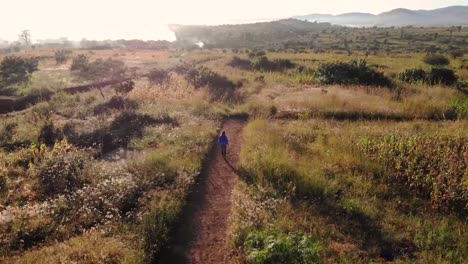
[219,131,229,159]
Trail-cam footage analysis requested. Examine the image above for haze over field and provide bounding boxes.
[1,0,468,41]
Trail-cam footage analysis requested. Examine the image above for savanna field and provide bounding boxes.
[0,27,467,264]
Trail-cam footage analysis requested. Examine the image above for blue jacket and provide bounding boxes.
[219,135,228,145]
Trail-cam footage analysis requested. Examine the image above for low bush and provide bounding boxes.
[426,67,458,86]
[456,81,468,94]
[252,56,295,72]
[72,57,127,82]
[93,96,138,115]
[243,229,322,264]
[114,80,135,95]
[228,56,253,70]
[37,152,87,199]
[0,122,17,146]
[315,60,392,88]
[54,49,72,65]
[68,111,175,154]
[228,56,295,72]
[38,122,61,146]
[398,68,427,84]
[142,200,183,263]
[175,64,241,101]
[423,54,450,66]
[449,50,464,59]
[399,67,458,86]
[448,97,468,119]
[248,50,266,58]
[0,56,39,95]
[49,165,140,231]
[147,69,171,85]
[70,54,90,72]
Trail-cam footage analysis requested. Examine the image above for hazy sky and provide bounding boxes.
[1,0,467,41]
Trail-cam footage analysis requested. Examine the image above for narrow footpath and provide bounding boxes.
[160,119,246,264]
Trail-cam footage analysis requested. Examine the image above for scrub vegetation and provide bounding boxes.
[0,22,467,263]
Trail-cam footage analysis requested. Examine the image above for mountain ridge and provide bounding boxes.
[294,6,468,27]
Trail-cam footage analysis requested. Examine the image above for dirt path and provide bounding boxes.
[159,119,246,264]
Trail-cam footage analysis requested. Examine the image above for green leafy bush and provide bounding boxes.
[243,230,322,264]
[423,54,450,66]
[315,60,392,87]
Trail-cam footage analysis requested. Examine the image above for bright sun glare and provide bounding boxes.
[1,0,468,40]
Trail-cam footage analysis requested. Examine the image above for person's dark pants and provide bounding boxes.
[221,144,227,158]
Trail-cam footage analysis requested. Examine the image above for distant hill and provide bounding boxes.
[169,19,338,49]
[294,6,468,27]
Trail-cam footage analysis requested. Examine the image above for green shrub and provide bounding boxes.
[315,60,392,87]
[426,67,458,86]
[243,229,322,264]
[423,54,450,66]
[399,68,427,84]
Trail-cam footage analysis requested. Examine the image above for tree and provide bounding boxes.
[18,30,31,47]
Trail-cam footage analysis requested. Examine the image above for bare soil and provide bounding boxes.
[159,119,245,264]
